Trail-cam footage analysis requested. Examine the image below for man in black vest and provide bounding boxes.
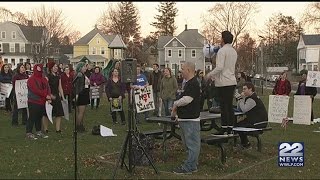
[235,82,268,148]
[171,62,200,175]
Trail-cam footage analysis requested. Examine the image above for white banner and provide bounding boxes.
[90,86,100,99]
[61,99,69,120]
[45,102,53,124]
[268,95,289,123]
[15,80,28,109]
[306,71,320,87]
[134,85,155,113]
[0,83,13,98]
[0,93,5,107]
[293,95,312,125]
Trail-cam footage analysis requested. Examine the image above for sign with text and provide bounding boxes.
[0,93,5,107]
[268,95,289,123]
[134,85,155,113]
[0,82,13,98]
[306,71,320,87]
[293,95,311,125]
[90,86,100,99]
[15,79,28,109]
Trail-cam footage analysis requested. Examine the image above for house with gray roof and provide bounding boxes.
[157,25,205,74]
[71,26,126,67]
[297,34,320,72]
[0,21,48,68]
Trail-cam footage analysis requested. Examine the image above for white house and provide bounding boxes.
[297,34,320,72]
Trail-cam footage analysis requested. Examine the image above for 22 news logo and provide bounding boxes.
[278,142,304,167]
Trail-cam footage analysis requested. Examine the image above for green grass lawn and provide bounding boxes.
[0,89,319,179]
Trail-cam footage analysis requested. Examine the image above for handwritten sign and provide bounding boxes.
[293,95,312,125]
[61,99,69,120]
[306,71,320,87]
[0,93,5,107]
[0,83,13,98]
[15,80,28,109]
[111,98,122,112]
[134,85,155,113]
[45,102,53,124]
[268,95,289,123]
[90,86,100,99]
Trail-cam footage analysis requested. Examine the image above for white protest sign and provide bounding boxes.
[0,82,13,98]
[61,99,69,120]
[293,95,312,125]
[268,95,289,123]
[134,85,155,113]
[100,125,117,137]
[45,102,53,124]
[0,93,5,107]
[306,71,320,87]
[15,80,28,109]
[90,86,100,99]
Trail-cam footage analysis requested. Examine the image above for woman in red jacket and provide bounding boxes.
[61,66,73,112]
[272,72,291,96]
[26,64,51,140]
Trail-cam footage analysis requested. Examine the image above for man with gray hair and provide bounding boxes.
[171,62,201,174]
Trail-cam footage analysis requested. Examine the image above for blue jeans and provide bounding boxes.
[162,98,174,116]
[178,121,201,171]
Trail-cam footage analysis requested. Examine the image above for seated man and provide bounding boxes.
[235,82,268,148]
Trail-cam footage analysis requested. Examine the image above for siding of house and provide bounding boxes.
[73,45,89,57]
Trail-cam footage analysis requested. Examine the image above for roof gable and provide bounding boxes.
[12,22,45,42]
[157,36,173,48]
[177,29,204,47]
[164,37,186,47]
[109,35,127,49]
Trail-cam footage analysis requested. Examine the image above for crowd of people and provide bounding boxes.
[0,29,318,175]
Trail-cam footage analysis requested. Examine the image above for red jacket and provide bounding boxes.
[27,64,51,105]
[61,72,73,95]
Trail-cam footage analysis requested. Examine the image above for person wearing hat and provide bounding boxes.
[73,62,90,132]
[42,61,66,134]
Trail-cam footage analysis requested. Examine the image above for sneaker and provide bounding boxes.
[173,166,192,175]
[36,131,49,139]
[26,133,38,140]
[56,130,62,133]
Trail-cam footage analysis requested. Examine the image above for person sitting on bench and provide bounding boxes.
[235,82,268,148]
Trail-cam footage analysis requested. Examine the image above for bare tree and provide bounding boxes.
[0,7,14,22]
[201,2,259,46]
[302,2,320,32]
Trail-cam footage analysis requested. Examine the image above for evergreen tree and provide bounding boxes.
[150,2,178,38]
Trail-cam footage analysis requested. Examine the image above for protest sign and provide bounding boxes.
[61,99,69,120]
[15,79,28,109]
[0,93,5,107]
[45,102,53,124]
[306,71,320,87]
[110,98,122,112]
[134,85,155,113]
[268,95,289,123]
[90,86,100,99]
[0,82,13,98]
[293,95,312,125]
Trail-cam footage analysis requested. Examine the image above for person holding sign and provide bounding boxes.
[11,63,29,126]
[160,67,178,116]
[0,64,13,112]
[272,71,291,96]
[89,66,105,109]
[105,68,126,125]
[26,64,51,140]
[131,64,149,124]
[295,73,317,122]
[42,62,66,134]
[171,62,201,174]
[235,82,268,148]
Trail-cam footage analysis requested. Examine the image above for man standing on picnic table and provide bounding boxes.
[235,82,268,148]
[207,30,238,136]
[171,62,201,175]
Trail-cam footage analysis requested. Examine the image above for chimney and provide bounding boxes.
[27,20,33,27]
[185,24,187,31]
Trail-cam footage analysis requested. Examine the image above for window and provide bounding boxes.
[1,31,5,39]
[12,31,16,39]
[114,49,118,56]
[26,59,30,63]
[97,38,100,44]
[11,59,15,66]
[20,43,25,53]
[178,49,182,57]
[307,64,312,70]
[191,49,196,58]
[168,49,172,57]
[4,58,8,64]
[36,45,40,54]
[314,65,318,71]
[302,65,306,69]
[0,43,2,52]
[101,47,105,55]
[92,47,96,54]
[172,41,177,47]
[19,58,23,63]
[10,43,15,52]
[55,48,60,54]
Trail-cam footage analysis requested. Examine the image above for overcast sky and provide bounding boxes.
[0,2,310,40]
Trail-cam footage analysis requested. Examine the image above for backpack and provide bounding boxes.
[92,125,100,135]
